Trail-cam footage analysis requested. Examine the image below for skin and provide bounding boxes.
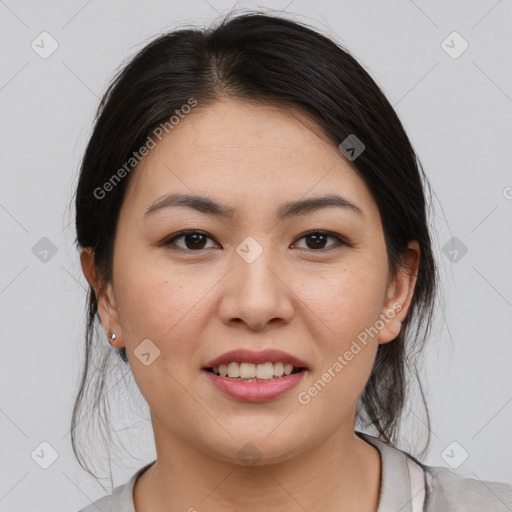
[81,97,420,511]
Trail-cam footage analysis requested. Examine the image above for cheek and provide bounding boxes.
[295,265,383,415]
[114,263,211,411]
[114,255,219,360]
[297,257,388,351]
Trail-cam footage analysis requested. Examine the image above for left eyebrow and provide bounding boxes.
[144,193,364,220]
[277,194,364,219]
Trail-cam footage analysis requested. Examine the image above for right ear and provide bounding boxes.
[80,247,121,347]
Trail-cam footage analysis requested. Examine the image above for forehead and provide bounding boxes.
[122,98,378,221]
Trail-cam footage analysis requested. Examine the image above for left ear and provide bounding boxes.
[378,240,420,344]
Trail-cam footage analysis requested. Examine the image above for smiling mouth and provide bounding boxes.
[204,364,306,382]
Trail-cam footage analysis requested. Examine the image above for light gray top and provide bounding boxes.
[77,431,512,511]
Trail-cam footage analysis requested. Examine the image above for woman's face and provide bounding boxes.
[85,98,418,465]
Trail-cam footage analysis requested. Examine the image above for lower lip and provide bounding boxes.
[203,369,307,402]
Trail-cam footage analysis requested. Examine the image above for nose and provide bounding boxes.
[217,241,295,331]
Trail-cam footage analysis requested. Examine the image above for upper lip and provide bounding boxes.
[203,349,308,369]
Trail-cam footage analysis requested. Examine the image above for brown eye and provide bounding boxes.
[162,230,347,253]
[163,230,217,251]
[293,231,346,251]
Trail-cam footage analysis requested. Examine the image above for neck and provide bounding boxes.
[133,423,381,512]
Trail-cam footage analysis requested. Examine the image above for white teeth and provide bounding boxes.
[256,362,274,379]
[212,361,301,380]
[240,362,256,378]
[227,362,239,378]
[283,363,293,375]
[273,362,284,375]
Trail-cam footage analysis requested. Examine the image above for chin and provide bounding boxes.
[203,432,310,467]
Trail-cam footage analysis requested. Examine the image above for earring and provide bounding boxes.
[108,332,117,346]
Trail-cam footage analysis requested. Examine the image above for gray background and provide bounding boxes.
[1,0,511,510]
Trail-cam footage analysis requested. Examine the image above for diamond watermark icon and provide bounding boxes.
[32,237,58,263]
[442,237,468,263]
[31,441,59,469]
[134,338,161,366]
[237,442,262,465]
[441,441,469,469]
[338,134,365,161]
[236,236,263,264]
[31,31,59,59]
[441,31,469,59]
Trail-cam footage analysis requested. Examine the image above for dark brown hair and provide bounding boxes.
[71,9,440,480]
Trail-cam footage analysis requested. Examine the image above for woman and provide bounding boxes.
[72,10,512,511]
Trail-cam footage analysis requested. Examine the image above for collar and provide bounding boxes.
[357,431,418,512]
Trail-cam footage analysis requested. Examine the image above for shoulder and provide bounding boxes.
[357,430,512,512]
[76,493,114,512]
[424,463,512,511]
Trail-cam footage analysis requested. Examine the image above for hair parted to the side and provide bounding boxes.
[71,8,440,482]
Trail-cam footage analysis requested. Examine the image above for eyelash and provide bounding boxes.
[161,230,349,252]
